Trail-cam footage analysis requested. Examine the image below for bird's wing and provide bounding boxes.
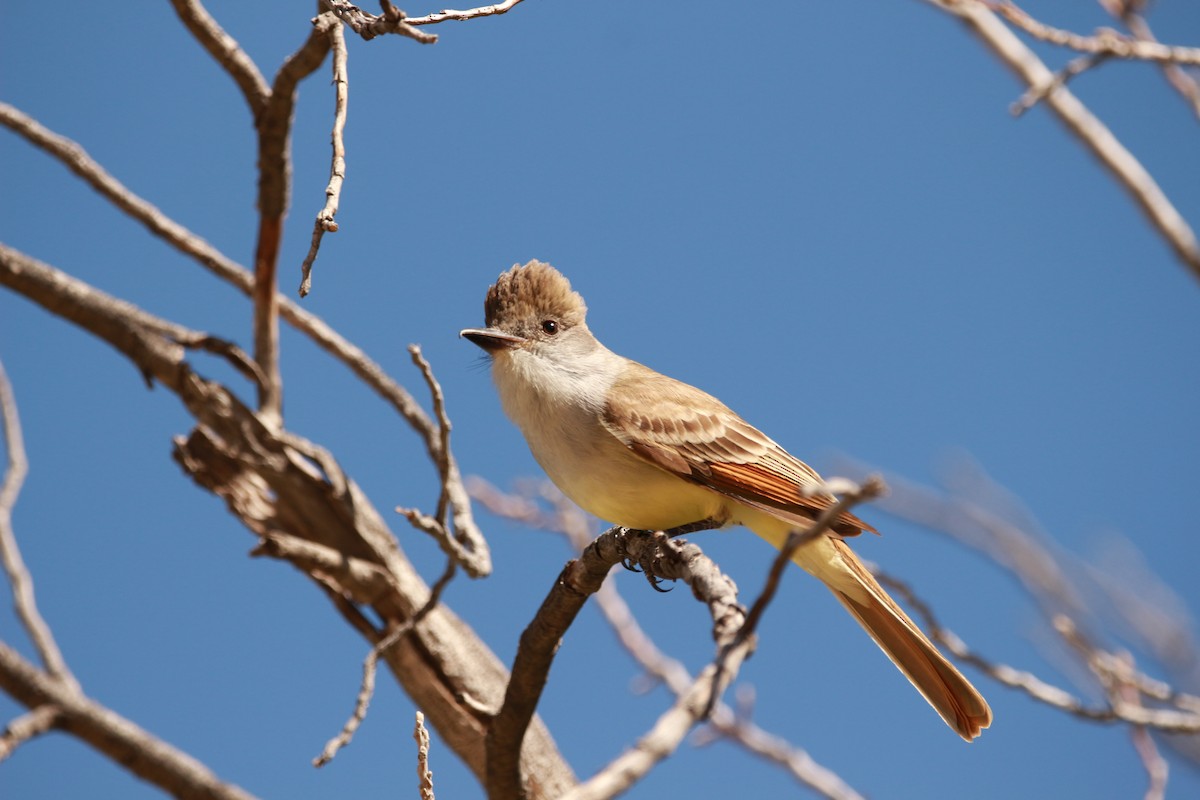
[600,361,874,536]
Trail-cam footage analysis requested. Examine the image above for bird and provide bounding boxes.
[461,259,992,740]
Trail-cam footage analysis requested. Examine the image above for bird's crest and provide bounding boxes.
[484,260,587,329]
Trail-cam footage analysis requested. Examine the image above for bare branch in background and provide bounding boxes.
[985,1,1200,65]
[1104,0,1200,119]
[924,0,1200,284]
[876,572,1200,737]
[0,101,486,573]
[0,356,256,798]
[1010,53,1110,117]
[300,21,349,297]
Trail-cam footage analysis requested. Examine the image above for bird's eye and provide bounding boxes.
[541,320,559,335]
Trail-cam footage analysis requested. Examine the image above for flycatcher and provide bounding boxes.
[462,260,991,740]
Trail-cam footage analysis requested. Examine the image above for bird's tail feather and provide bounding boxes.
[767,529,992,740]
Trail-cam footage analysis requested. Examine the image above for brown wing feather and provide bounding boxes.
[602,362,874,536]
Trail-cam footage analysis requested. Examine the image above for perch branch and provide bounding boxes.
[471,478,868,799]
[488,525,746,800]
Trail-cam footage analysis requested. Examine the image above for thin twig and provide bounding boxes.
[398,346,492,577]
[986,1,1200,66]
[925,0,1200,284]
[299,21,349,297]
[734,476,886,654]
[251,13,338,427]
[1106,0,1200,120]
[560,639,755,800]
[408,345,453,525]
[313,561,456,767]
[1107,650,1170,800]
[878,572,1200,733]
[414,711,436,800]
[321,0,438,43]
[593,580,863,800]
[1011,53,1110,117]
[170,333,268,392]
[1132,720,1169,800]
[487,527,744,799]
[405,0,526,26]
[0,361,78,691]
[0,705,62,762]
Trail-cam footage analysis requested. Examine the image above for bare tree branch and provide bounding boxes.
[299,20,349,297]
[0,705,62,762]
[250,13,339,426]
[985,1,1200,66]
[1107,1,1200,120]
[0,641,259,800]
[924,0,1200,284]
[1130,700,1170,800]
[313,561,456,767]
[487,522,750,800]
[397,346,491,577]
[0,360,76,690]
[405,0,527,26]
[560,638,754,800]
[876,572,1200,734]
[1010,53,1110,118]
[415,711,436,800]
[168,0,270,116]
[0,242,569,797]
[0,100,486,574]
[471,478,869,799]
[321,0,438,43]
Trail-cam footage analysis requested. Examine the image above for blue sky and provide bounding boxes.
[3,1,1200,798]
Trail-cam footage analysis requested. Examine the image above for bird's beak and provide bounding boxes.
[460,327,525,353]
